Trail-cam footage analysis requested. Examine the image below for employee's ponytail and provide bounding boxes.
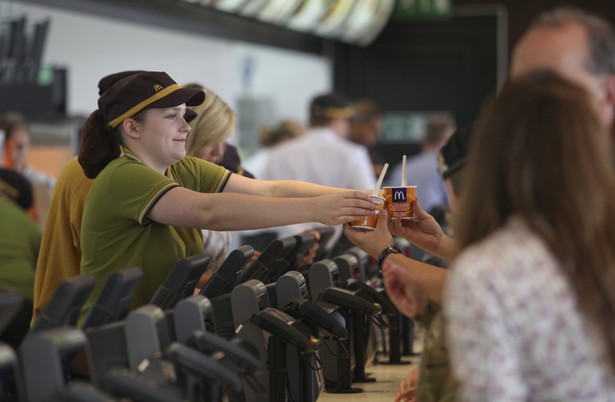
[78,109,121,179]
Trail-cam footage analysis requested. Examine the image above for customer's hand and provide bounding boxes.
[395,366,419,402]
[381,257,428,318]
[389,200,444,256]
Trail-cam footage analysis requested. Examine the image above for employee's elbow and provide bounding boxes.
[197,207,224,230]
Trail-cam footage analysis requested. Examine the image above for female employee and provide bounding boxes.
[78,71,374,312]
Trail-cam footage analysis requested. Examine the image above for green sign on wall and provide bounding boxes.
[381,111,455,143]
[394,0,452,19]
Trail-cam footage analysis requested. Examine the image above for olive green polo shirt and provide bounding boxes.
[0,197,41,301]
[80,152,230,316]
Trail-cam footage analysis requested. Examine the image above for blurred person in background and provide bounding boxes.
[348,98,386,180]
[243,119,305,179]
[0,168,40,349]
[0,112,56,229]
[388,114,454,218]
[218,143,254,179]
[261,92,376,253]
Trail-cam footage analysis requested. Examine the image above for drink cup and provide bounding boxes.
[384,186,417,221]
[350,195,385,231]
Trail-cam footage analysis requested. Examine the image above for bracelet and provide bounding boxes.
[377,245,401,270]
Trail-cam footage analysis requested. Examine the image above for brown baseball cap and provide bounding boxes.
[98,70,145,96]
[99,71,205,128]
[438,125,473,180]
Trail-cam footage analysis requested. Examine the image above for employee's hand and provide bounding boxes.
[314,190,375,226]
[388,200,444,255]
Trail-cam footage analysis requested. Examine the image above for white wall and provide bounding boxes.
[15,2,331,140]
[234,43,331,124]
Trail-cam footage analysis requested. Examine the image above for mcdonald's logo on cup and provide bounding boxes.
[384,186,417,220]
[392,188,407,202]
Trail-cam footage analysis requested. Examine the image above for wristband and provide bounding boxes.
[378,245,401,270]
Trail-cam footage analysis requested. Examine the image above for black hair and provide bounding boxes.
[78,110,122,179]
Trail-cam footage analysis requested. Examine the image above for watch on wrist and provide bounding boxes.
[377,245,401,270]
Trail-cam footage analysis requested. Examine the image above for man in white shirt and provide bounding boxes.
[260,93,376,250]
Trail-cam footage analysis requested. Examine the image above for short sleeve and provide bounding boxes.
[95,160,179,225]
[171,157,231,194]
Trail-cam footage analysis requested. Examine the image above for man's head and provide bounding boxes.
[309,92,354,137]
[438,125,472,213]
[511,8,615,127]
[422,114,455,153]
[348,99,383,147]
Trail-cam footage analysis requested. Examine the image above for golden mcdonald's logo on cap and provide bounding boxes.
[153,84,163,92]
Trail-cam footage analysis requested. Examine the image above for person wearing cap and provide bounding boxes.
[77,71,374,315]
[32,70,148,322]
[259,92,376,251]
[342,125,472,402]
[0,168,41,349]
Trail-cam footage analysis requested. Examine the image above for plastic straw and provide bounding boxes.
[372,163,389,196]
[401,155,407,186]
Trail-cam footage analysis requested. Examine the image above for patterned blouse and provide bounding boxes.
[444,217,615,402]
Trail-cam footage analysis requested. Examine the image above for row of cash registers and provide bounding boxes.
[0,228,416,402]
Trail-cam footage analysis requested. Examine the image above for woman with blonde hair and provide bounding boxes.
[183,84,249,273]
[183,83,235,163]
